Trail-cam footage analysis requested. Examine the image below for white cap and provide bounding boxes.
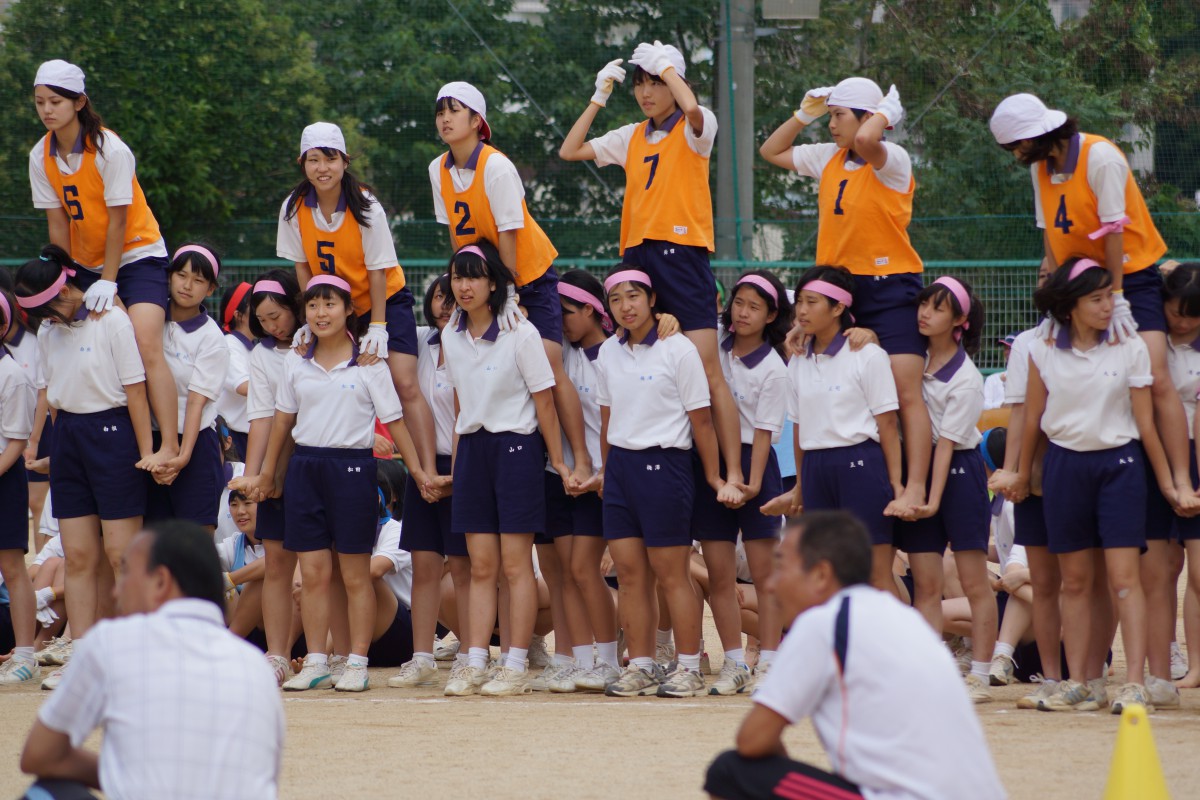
[34,60,85,94]
[298,122,346,160]
[436,82,492,141]
[989,93,1068,144]
[827,77,883,113]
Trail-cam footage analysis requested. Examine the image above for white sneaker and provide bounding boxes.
[965,673,992,704]
[1170,643,1188,681]
[529,663,565,692]
[329,654,348,683]
[1111,682,1154,715]
[37,637,70,666]
[989,653,1016,686]
[481,666,532,696]
[709,659,751,696]
[282,658,333,691]
[444,664,486,697]
[574,661,621,692]
[0,658,40,686]
[334,663,369,692]
[749,661,771,695]
[1017,678,1058,710]
[387,658,439,688]
[528,635,551,668]
[1147,675,1181,709]
[548,665,583,693]
[657,665,706,698]
[266,654,293,687]
[41,663,68,691]
[434,633,461,661]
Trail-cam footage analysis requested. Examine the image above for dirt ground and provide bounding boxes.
[3,609,1199,799]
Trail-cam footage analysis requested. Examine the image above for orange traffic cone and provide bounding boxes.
[1103,703,1170,800]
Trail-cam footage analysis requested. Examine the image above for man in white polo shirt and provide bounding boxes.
[20,520,284,800]
[704,511,1006,800]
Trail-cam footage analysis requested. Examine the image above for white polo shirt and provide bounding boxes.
[38,598,284,800]
[32,532,64,567]
[1002,328,1038,405]
[37,307,146,414]
[990,500,1030,572]
[441,316,555,436]
[275,346,403,449]
[790,141,913,193]
[588,105,719,166]
[216,332,254,434]
[595,329,710,451]
[29,129,168,267]
[216,533,263,573]
[1167,334,1200,437]
[428,145,527,232]
[551,341,605,472]
[1029,329,1151,451]
[5,324,41,387]
[246,341,290,423]
[786,337,899,450]
[1031,135,1129,227]
[720,333,789,445]
[754,586,1006,800]
[37,491,61,545]
[921,347,983,449]
[373,518,414,608]
[215,461,246,543]
[0,350,35,451]
[275,191,398,271]
[162,311,229,432]
[982,371,1005,410]
[416,326,455,456]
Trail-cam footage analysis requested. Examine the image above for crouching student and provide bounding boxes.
[217,491,266,638]
[368,471,415,669]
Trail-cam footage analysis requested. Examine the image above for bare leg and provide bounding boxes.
[647,545,702,656]
[296,550,333,657]
[1026,545,1063,681]
[387,354,436,474]
[336,552,375,656]
[0,552,36,649]
[409,551,444,655]
[58,516,102,638]
[956,550,998,665]
[743,540,780,652]
[569,535,617,644]
[1057,550,1095,683]
[1106,547,1147,685]
[685,329,744,485]
[262,540,297,657]
[128,303,179,455]
[908,551,944,633]
[1141,539,1175,681]
[610,538,655,659]
[499,534,537,655]
[889,354,932,507]
[699,540,742,654]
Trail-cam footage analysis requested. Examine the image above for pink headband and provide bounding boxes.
[1068,258,1104,282]
[558,283,613,333]
[253,280,287,296]
[802,279,853,308]
[456,245,487,261]
[17,265,75,309]
[0,293,11,338]
[307,274,352,293]
[735,274,779,306]
[933,276,971,341]
[174,245,219,278]
[604,270,653,294]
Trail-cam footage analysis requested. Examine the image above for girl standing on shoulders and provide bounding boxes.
[29,60,176,469]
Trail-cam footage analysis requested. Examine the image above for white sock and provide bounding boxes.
[506,647,529,672]
[678,652,701,672]
[455,652,469,666]
[597,641,618,668]
[992,642,1015,660]
[573,645,594,670]
[655,629,673,647]
[759,650,776,667]
[414,651,435,667]
[970,661,989,681]
[306,653,329,667]
[14,646,35,664]
[552,652,574,668]
[468,647,489,670]
[348,653,368,668]
[725,648,746,668]
[962,637,973,650]
[631,656,655,672]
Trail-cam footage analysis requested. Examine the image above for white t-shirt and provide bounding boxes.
[552,341,605,473]
[790,142,913,194]
[215,533,264,574]
[275,349,403,449]
[982,372,1005,411]
[38,308,146,414]
[588,106,719,167]
[32,533,64,567]
[416,326,455,457]
[428,147,527,232]
[162,312,229,432]
[786,337,899,450]
[1031,135,1129,228]
[38,599,284,800]
[1167,334,1200,437]
[246,342,290,423]
[275,191,398,271]
[373,518,414,608]
[719,333,789,445]
[216,332,254,434]
[754,586,1006,800]
[921,348,984,449]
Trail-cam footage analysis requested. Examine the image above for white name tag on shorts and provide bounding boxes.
[874,256,889,266]
[674,225,688,235]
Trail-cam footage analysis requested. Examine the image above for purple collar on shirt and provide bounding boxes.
[72,305,90,323]
[806,332,846,358]
[1055,324,1108,350]
[444,141,486,171]
[929,347,967,383]
[427,328,442,347]
[1048,133,1083,177]
[455,313,500,342]
[644,109,684,140]
[619,326,660,347]
[47,129,86,158]
[0,344,9,361]
[303,188,347,212]
[583,341,604,362]
[223,461,236,484]
[230,330,255,350]
[174,310,209,334]
[1192,333,1200,351]
[721,335,774,369]
[303,331,360,366]
[7,324,25,348]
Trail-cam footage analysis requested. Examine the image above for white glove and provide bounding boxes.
[36,606,59,629]
[83,279,118,313]
[1033,315,1061,343]
[877,84,904,129]
[591,59,627,106]
[630,40,673,77]
[360,322,390,359]
[35,586,55,611]
[497,284,524,333]
[223,572,237,600]
[795,86,834,124]
[1108,292,1139,343]
[291,323,312,349]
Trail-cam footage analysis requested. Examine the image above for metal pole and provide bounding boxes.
[716,0,755,263]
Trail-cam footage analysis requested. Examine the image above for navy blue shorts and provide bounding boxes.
[356,288,418,357]
[0,461,30,551]
[451,430,546,535]
[75,255,169,312]
[622,241,717,332]
[850,273,925,356]
[542,470,604,541]
[603,445,694,547]
[691,444,784,542]
[256,496,285,542]
[26,413,53,484]
[229,430,249,463]
[800,440,895,546]
[1012,494,1048,548]
[283,446,378,554]
[50,408,146,520]
[1043,442,1147,553]
[145,428,224,527]
[895,449,990,553]
[1175,442,1200,542]
[1124,266,1167,334]
[516,267,564,345]
[366,603,415,668]
[401,454,463,556]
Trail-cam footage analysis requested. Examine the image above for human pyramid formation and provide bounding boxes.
[1,41,1199,720]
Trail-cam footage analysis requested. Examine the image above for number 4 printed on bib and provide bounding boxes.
[1053,195,1073,235]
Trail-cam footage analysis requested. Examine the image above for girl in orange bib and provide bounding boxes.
[278,122,439,475]
[29,59,178,469]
